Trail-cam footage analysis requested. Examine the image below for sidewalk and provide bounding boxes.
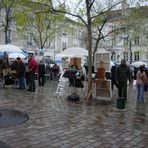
[0,81,148,148]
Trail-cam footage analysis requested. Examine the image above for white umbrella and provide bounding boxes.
[8,52,26,59]
[0,44,23,53]
[130,61,148,68]
[59,47,88,57]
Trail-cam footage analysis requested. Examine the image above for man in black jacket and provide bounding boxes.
[116,59,131,100]
[38,60,45,86]
[111,65,118,90]
[16,57,26,89]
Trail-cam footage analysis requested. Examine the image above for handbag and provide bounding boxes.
[67,93,79,101]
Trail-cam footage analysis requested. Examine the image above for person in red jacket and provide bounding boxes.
[27,54,38,92]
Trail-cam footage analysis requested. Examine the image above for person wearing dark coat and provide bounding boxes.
[38,60,45,86]
[16,57,26,89]
[116,59,131,100]
[1,51,10,77]
[52,63,59,80]
[111,65,118,90]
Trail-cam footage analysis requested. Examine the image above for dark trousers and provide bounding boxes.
[118,81,127,99]
[18,77,25,89]
[38,74,45,86]
[25,72,29,85]
[111,79,118,90]
[28,72,35,91]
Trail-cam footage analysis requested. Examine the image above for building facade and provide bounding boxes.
[97,3,148,63]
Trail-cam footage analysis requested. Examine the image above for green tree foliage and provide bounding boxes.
[0,0,16,44]
[13,0,65,49]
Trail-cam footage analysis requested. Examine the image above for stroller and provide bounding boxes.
[62,70,84,101]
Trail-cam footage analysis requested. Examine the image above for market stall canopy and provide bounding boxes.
[57,47,88,57]
[0,45,23,53]
[8,52,26,59]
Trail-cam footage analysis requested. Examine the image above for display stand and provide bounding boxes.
[95,79,112,100]
[94,53,112,101]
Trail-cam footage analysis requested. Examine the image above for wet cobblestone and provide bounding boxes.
[0,81,148,148]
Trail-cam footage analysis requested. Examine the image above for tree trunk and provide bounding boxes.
[86,0,92,100]
[5,8,11,44]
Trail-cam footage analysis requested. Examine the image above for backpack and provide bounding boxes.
[67,93,79,101]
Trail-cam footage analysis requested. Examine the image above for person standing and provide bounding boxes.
[16,57,26,89]
[116,59,131,100]
[52,63,59,80]
[111,65,118,90]
[1,52,10,86]
[136,65,148,103]
[1,51,10,77]
[38,60,45,86]
[27,54,38,92]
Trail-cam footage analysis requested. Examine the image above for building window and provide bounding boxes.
[134,37,139,45]
[123,38,128,46]
[27,33,33,45]
[134,52,140,61]
[112,37,116,46]
[111,52,116,61]
[123,52,128,61]
[62,42,66,51]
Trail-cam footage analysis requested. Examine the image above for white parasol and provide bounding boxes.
[8,52,26,59]
[0,44,23,53]
[130,61,148,68]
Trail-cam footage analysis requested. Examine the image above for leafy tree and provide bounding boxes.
[14,0,65,51]
[49,0,125,99]
[0,0,16,44]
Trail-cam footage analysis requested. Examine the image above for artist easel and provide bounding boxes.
[86,61,105,102]
[85,79,98,102]
[86,61,111,102]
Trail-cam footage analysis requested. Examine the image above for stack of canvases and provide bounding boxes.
[70,57,81,69]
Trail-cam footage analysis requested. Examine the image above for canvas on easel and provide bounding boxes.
[70,57,81,69]
[94,52,111,72]
[94,52,112,100]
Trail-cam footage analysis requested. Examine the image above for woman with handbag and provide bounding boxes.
[136,65,148,103]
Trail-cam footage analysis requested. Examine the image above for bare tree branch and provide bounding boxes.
[91,0,125,20]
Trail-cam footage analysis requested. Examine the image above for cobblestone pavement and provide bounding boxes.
[0,80,148,148]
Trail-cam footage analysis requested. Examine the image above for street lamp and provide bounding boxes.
[129,39,132,64]
[122,34,133,64]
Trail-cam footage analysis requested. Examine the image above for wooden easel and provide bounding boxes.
[85,79,98,102]
[86,61,109,102]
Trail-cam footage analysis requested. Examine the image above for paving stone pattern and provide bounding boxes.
[0,81,148,148]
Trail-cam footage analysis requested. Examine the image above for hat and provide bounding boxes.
[121,59,126,63]
[16,57,21,60]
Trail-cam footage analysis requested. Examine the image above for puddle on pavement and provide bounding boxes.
[0,109,29,128]
[0,141,12,148]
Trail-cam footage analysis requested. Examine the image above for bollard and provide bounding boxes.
[116,97,125,109]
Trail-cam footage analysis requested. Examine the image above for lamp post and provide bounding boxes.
[123,34,132,64]
[129,39,132,64]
